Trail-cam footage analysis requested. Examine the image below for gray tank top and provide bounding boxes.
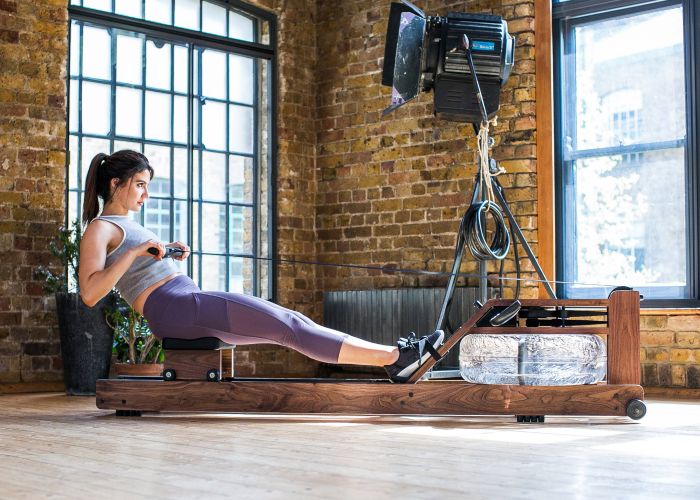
[94,215,180,306]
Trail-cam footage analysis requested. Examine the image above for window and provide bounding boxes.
[67,0,276,298]
[553,0,699,305]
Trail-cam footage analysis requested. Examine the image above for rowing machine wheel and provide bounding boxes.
[626,399,647,420]
[163,368,176,381]
[206,369,220,382]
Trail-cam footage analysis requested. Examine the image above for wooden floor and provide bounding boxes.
[1,394,699,499]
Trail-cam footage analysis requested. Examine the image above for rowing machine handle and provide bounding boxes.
[147,246,184,259]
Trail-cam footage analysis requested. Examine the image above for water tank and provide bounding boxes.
[459,334,607,385]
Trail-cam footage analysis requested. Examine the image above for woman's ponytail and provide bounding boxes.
[82,152,108,227]
[80,150,154,227]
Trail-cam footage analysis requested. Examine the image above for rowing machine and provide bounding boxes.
[96,289,645,422]
[100,34,650,422]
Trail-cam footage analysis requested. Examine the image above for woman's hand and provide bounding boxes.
[166,241,191,261]
[131,239,166,260]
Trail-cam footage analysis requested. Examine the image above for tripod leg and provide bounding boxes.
[492,178,557,299]
[435,173,485,333]
[479,176,489,303]
[435,242,468,333]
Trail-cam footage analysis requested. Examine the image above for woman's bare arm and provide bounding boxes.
[78,222,165,307]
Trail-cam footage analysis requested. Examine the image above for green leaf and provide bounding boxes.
[104,292,160,364]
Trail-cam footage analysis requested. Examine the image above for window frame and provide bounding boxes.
[66,1,278,300]
[553,0,700,307]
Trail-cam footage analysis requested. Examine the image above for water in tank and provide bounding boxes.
[459,334,607,385]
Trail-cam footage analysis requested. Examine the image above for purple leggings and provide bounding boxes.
[143,275,347,364]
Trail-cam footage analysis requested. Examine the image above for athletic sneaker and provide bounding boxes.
[384,330,445,383]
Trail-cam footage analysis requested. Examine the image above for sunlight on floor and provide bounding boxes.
[381,423,626,444]
[594,435,700,460]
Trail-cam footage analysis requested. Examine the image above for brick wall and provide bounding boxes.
[0,0,68,386]
[234,0,320,377]
[315,0,540,299]
[641,313,700,388]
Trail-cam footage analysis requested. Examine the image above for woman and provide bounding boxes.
[78,150,443,383]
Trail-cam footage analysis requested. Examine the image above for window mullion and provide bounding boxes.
[197,48,203,289]
[170,42,175,247]
[569,139,686,160]
[225,49,230,293]
[76,22,84,228]
[553,0,678,19]
[69,6,274,59]
[684,0,699,300]
[187,42,194,280]
[109,27,116,155]
[252,58,259,297]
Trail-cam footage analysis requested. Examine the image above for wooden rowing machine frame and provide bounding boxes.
[96,289,645,421]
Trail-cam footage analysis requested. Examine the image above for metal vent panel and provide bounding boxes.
[324,288,483,368]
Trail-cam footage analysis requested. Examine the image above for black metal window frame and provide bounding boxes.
[553,0,700,308]
[66,0,278,300]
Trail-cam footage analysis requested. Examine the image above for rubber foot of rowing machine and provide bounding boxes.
[516,415,545,423]
[116,410,142,417]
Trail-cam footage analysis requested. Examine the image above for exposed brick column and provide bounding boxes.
[0,0,68,385]
[232,0,321,377]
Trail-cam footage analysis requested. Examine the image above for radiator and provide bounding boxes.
[323,288,484,368]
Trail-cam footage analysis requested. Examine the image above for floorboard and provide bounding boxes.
[0,393,698,499]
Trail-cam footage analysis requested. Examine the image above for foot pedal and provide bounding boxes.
[423,339,443,362]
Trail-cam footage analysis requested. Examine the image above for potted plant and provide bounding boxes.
[35,219,115,395]
[106,294,164,377]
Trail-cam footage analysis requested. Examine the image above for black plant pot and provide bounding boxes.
[55,292,115,395]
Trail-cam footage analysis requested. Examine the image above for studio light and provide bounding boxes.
[382,0,515,123]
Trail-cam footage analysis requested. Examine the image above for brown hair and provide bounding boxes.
[81,150,154,226]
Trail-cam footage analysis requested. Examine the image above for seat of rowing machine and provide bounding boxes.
[162,337,235,350]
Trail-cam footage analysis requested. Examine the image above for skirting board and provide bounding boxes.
[0,382,65,394]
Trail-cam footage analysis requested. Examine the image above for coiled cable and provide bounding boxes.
[461,200,510,260]
[443,196,514,336]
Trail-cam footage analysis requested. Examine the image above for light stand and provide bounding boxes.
[429,36,556,377]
